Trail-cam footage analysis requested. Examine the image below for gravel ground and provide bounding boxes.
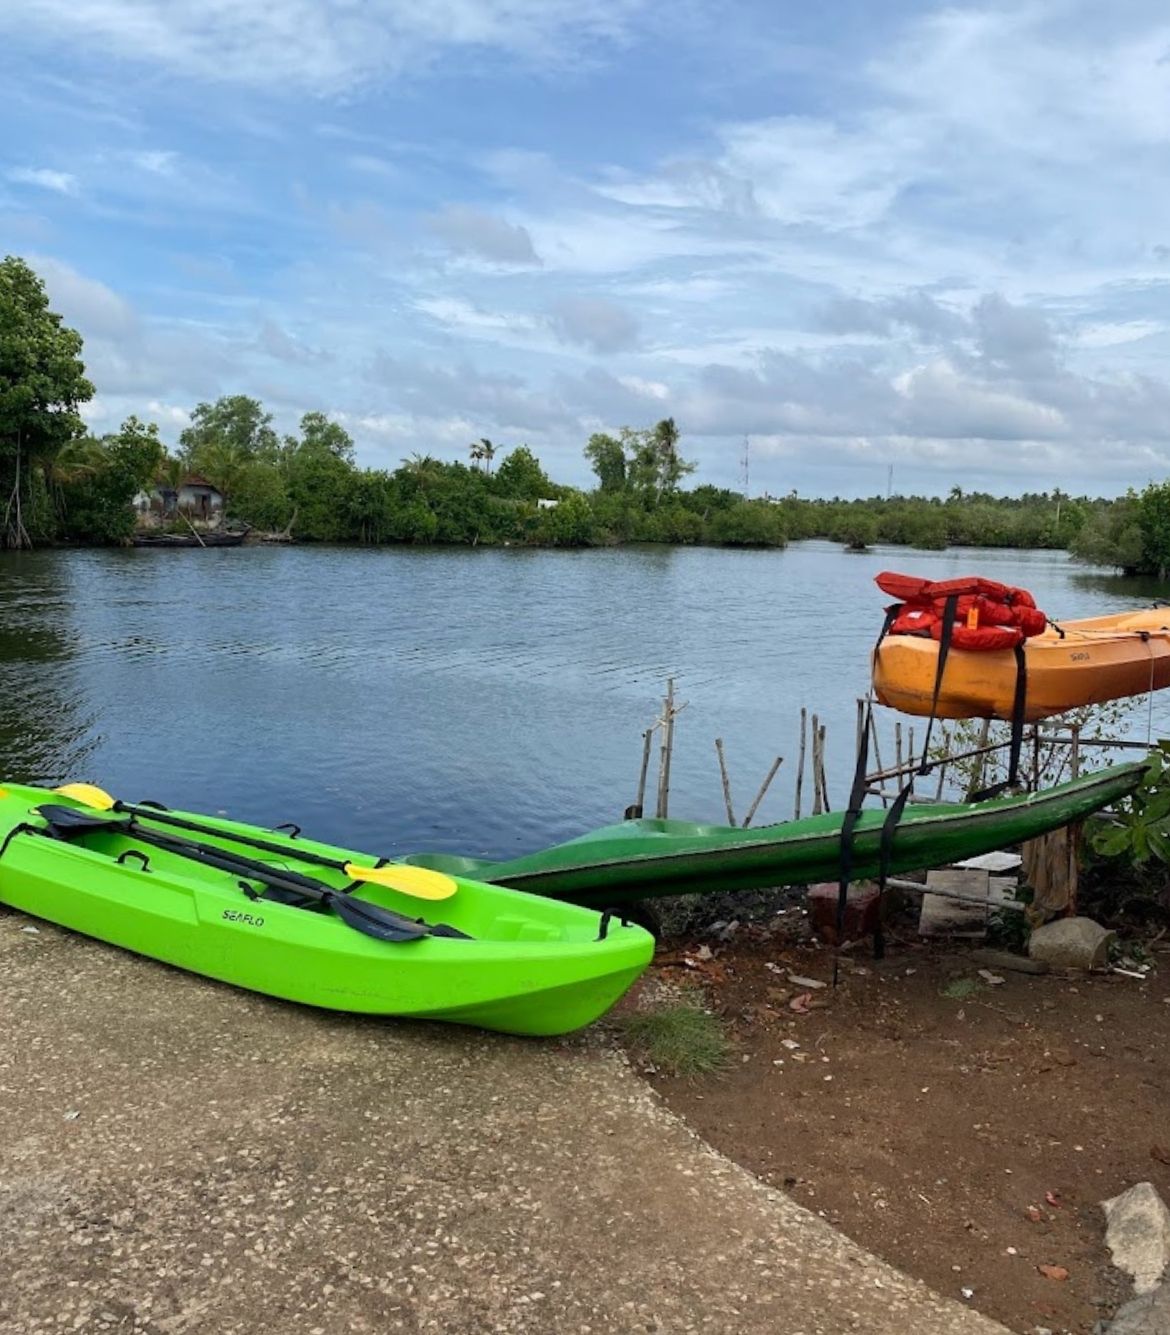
[0,912,1006,1334]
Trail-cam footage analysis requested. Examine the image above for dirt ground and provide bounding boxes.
[622,921,1170,1335]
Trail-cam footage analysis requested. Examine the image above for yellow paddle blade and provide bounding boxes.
[343,862,458,900]
[54,782,117,810]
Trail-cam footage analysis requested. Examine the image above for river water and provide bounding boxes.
[1,542,1166,860]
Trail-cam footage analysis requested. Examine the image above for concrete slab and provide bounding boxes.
[0,911,1006,1334]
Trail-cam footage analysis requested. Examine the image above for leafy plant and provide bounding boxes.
[1089,747,1170,865]
[927,699,1131,801]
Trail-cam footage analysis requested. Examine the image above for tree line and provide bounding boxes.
[2,252,1168,571]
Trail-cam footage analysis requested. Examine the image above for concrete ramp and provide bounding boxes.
[0,913,1004,1333]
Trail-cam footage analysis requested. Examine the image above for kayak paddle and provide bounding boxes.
[54,783,457,901]
[32,805,469,943]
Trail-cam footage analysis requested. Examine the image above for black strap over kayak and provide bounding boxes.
[837,593,1034,974]
[970,642,1028,800]
[19,806,471,944]
[836,593,961,974]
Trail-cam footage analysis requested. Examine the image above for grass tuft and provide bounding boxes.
[941,977,980,1000]
[620,996,732,1077]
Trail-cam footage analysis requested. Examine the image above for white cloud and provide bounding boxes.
[547,296,639,354]
[32,255,137,338]
[617,375,669,400]
[1075,321,1164,349]
[7,166,78,195]
[256,319,330,366]
[145,400,192,427]
[4,0,649,93]
[425,205,542,266]
[130,150,178,175]
[413,296,537,339]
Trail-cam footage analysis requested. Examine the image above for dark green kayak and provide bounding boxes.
[403,763,1143,908]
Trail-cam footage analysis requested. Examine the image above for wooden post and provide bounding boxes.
[968,718,992,799]
[895,721,904,775]
[868,709,890,808]
[631,726,655,817]
[811,714,822,815]
[743,757,783,828]
[656,678,676,819]
[1070,723,1081,778]
[715,737,736,826]
[818,723,830,812]
[795,707,808,819]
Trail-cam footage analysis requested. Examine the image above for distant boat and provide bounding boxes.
[132,528,250,549]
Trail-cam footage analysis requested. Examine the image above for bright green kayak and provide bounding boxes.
[0,783,653,1036]
[402,763,1144,907]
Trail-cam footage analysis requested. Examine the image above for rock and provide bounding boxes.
[1028,916,1116,971]
[806,882,881,944]
[1101,1182,1170,1295]
[1105,1281,1170,1334]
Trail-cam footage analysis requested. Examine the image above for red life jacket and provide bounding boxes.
[875,571,1048,652]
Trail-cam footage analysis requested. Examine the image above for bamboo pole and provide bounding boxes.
[886,876,1025,912]
[632,725,655,817]
[655,678,674,818]
[794,708,808,819]
[715,737,736,826]
[816,723,830,813]
[743,757,783,828]
[1070,723,1081,778]
[874,732,1008,787]
[811,714,822,815]
[662,680,678,818]
[867,708,890,808]
[895,721,903,775]
[181,512,207,547]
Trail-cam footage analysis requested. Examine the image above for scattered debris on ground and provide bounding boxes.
[615,906,1170,1335]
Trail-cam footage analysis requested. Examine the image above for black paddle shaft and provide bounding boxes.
[33,806,437,943]
[113,801,377,877]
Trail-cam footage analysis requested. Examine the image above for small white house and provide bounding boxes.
[134,475,224,518]
[536,497,559,510]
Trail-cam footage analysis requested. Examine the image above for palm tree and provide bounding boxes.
[198,440,245,513]
[44,436,105,489]
[401,453,442,492]
[469,440,485,470]
[479,438,496,476]
[652,418,690,493]
[44,436,106,522]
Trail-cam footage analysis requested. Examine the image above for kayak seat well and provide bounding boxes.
[487,915,564,942]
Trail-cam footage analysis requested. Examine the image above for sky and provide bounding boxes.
[2,1,1170,498]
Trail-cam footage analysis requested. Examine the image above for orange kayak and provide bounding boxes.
[872,607,1170,721]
